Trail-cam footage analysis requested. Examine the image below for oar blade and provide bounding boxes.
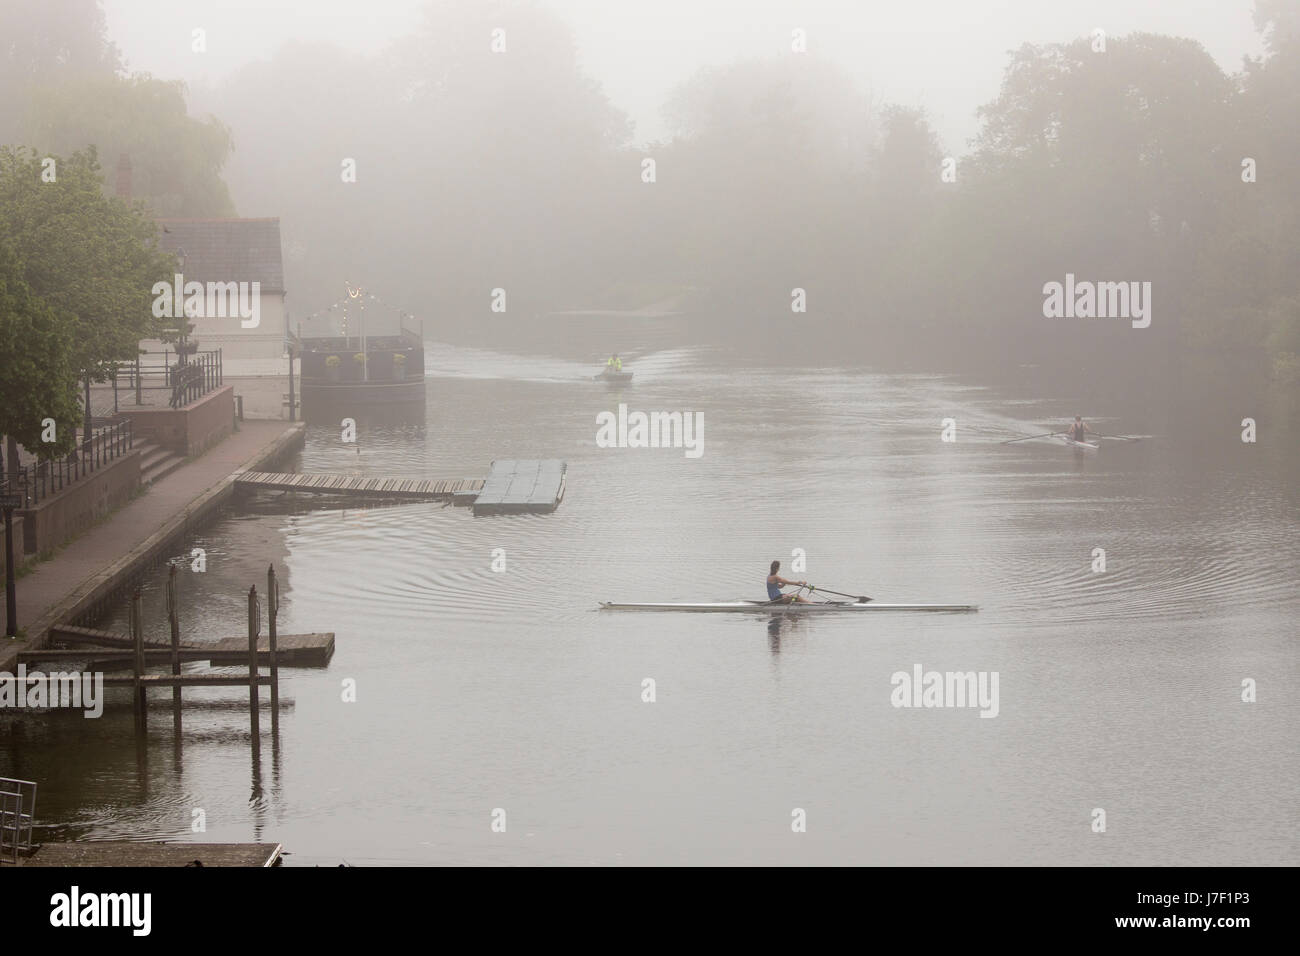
[808,584,873,603]
[1001,431,1062,445]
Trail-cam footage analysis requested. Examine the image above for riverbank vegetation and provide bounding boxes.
[1,0,1295,404]
[0,147,174,459]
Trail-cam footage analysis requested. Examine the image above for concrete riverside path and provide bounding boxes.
[2,420,305,673]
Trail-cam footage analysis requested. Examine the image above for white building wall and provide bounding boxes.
[189,293,287,360]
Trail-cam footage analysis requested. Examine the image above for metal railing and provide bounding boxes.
[110,348,223,411]
[1,419,134,508]
[0,778,37,863]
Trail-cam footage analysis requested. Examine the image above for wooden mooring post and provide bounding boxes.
[267,565,280,734]
[130,589,146,729]
[167,564,182,739]
[247,585,261,745]
[166,561,184,749]
[48,566,300,746]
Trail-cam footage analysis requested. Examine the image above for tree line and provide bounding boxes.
[1,0,1296,422]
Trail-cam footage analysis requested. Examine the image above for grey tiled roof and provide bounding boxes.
[155,218,285,293]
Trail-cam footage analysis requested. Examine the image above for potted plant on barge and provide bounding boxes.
[325,354,341,382]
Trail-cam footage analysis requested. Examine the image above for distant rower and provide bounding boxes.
[767,560,810,604]
[606,354,623,371]
[1066,416,1096,442]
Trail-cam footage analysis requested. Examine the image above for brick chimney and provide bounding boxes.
[115,153,132,199]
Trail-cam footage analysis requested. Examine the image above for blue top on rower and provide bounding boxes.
[767,577,784,601]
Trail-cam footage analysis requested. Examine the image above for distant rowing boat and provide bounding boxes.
[594,369,633,383]
[599,601,978,613]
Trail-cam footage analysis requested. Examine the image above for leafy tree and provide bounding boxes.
[1228,0,1300,381]
[24,74,235,217]
[0,146,177,436]
[210,1,633,327]
[1,1,233,216]
[659,57,872,320]
[1253,0,1300,55]
[0,248,80,460]
[0,0,121,144]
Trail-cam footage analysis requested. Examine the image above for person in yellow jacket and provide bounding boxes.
[606,354,622,372]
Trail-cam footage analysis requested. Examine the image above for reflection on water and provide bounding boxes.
[300,396,427,428]
[3,345,1297,865]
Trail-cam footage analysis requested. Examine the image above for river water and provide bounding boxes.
[4,342,1297,865]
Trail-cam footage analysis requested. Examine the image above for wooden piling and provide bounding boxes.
[167,564,182,738]
[130,588,146,729]
[267,564,280,733]
[39,563,331,755]
[247,586,260,742]
[167,565,181,703]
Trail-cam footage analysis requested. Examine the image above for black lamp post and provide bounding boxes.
[2,490,20,636]
[176,249,191,367]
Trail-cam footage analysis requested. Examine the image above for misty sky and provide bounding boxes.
[102,0,1263,153]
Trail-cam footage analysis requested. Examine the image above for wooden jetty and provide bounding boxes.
[235,460,568,515]
[18,673,278,688]
[35,563,314,746]
[473,459,567,515]
[5,564,312,867]
[40,625,334,666]
[236,470,482,499]
[22,841,282,867]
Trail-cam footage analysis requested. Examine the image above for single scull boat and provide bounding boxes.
[1058,435,1099,452]
[599,601,978,613]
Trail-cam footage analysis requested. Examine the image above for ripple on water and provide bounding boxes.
[21,348,1296,865]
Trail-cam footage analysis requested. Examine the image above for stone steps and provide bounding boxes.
[135,440,185,486]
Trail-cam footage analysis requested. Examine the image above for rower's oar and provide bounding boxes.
[805,584,872,603]
[1001,431,1062,444]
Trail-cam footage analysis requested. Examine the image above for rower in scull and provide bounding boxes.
[1065,416,1096,442]
[767,560,810,604]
